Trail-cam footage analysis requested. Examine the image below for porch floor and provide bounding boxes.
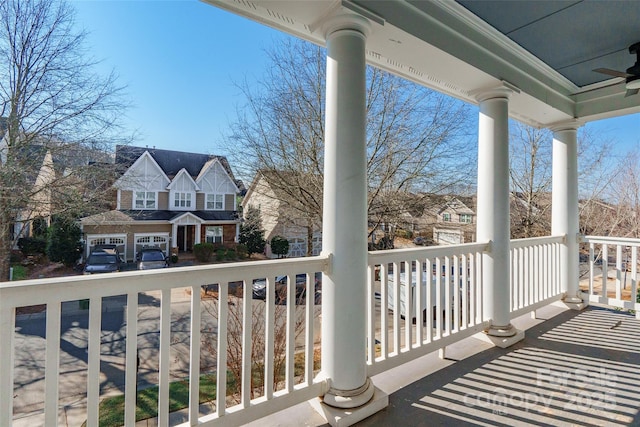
[252,302,640,427]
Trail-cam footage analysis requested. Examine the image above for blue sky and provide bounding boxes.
[72,0,639,158]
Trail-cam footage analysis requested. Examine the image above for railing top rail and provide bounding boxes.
[368,241,489,264]
[582,235,640,246]
[509,235,565,249]
[0,255,330,307]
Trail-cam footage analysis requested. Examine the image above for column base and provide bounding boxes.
[478,323,524,348]
[563,293,587,311]
[311,382,388,427]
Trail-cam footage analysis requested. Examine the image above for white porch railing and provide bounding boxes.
[0,256,328,427]
[366,242,489,376]
[1,235,588,426]
[509,235,565,318]
[581,235,640,314]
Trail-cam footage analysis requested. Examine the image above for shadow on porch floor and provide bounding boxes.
[251,303,640,427]
[358,305,640,426]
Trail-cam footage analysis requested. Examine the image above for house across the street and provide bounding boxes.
[80,145,243,262]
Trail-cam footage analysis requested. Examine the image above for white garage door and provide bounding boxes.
[86,235,126,261]
[134,234,169,259]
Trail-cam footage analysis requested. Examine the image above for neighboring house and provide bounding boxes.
[402,194,476,245]
[80,145,242,262]
[8,145,56,244]
[433,197,476,244]
[242,170,322,258]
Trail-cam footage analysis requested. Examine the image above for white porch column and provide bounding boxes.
[320,14,374,409]
[552,121,585,308]
[195,223,201,245]
[475,85,524,347]
[171,224,177,250]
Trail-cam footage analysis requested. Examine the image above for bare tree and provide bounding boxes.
[0,0,129,279]
[509,122,614,239]
[509,123,553,238]
[227,38,474,254]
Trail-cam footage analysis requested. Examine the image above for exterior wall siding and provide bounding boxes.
[158,191,169,210]
[121,190,133,209]
[196,193,205,210]
[225,194,235,211]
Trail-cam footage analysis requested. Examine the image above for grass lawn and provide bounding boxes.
[10,265,27,280]
[88,374,225,427]
[92,350,321,426]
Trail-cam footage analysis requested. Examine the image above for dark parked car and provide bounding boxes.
[137,247,169,270]
[252,273,322,304]
[84,249,121,274]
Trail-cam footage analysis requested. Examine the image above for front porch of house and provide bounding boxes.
[2,235,640,426]
[250,301,640,427]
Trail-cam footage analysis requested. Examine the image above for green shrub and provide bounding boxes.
[17,237,47,256]
[216,247,226,261]
[270,235,289,258]
[236,244,248,259]
[46,218,82,267]
[225,248,236,260]
[170,254,179,264]
[193,243,215,262]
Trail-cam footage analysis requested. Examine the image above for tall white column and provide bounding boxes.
[475,86,522,344]
[320,14,374,408]
[552,121,585,307]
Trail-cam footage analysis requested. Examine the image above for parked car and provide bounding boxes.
[137,247,169,270]
[84,249,121,274]
[252,273,322,304]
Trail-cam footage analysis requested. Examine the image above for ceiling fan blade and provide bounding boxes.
[593,68,630,78]
[625,88,640,97]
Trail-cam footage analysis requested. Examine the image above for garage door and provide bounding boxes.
[134,234,169,259]
[86,235,126,261]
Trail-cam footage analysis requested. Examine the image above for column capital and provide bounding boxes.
[321,13,371,40]
[548,119,583,133]
[472,81,520,103]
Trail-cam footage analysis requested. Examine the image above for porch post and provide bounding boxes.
[195,223,201,245]
[475,85,524,347]
[171,224,177,251]
[552,121,586,309]
[320,14,375,409]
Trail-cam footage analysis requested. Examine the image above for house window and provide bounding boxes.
[206,194,224,210]
[442,213,451,222]
[205,226,223,244]
[174,192,192,208]
[460,214,472,224]
[135,191,156,209]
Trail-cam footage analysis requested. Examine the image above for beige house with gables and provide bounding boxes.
[80,145,242,262]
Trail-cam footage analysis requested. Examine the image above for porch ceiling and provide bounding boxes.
[203,0,640,127]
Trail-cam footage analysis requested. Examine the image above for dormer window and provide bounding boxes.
[174,192,192,208]
[460,214,472,223]
[206,194,224,210]
[442,213,451,222]
[135,191,156,209]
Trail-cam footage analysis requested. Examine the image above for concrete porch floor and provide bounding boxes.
[251,301,640,427]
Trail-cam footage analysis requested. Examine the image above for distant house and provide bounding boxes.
[242,170,322,258]
[401,194,476,245]
[0,119,53,243]
[80,145,243,262]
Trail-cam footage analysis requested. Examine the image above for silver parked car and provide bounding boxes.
[137,247,169,270]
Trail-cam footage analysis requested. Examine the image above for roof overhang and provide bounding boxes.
[202,0,640,127]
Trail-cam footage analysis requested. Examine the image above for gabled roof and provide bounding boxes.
[167,168,199,190]
[195,157,240,193]
[115,145,243,191]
